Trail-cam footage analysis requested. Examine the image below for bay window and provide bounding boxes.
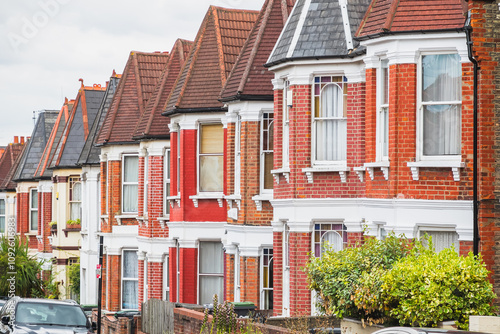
[199,123,223,193]
[199,241,223,304]
[122,155,139,213]
[420,53,461,158]
[122,250,138,309]
[312,76,347,164]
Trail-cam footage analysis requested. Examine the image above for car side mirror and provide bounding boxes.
[1,315,10,325]
[91,321,97,330]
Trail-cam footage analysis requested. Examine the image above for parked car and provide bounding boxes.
[372,327,487,334]
[0,297,95,333]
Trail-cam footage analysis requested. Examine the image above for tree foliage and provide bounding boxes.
[0,236,45,297]
[307,234,496,330]
[68,261,80,302]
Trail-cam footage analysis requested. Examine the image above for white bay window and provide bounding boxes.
[122,155,139,213]
[199,123,223,193]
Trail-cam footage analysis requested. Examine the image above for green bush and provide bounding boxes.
[68,261,80,302]
[307,234,410,319]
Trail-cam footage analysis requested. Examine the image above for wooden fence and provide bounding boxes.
[141,299,175,334]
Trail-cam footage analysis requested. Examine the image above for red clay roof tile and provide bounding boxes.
[0,141,25,191]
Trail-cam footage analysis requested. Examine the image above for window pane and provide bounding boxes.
[422,54,461,102]
[123,251,138,278]
[122,280,138,309]
[200,124,223,154]
[382,106,389,157]
[73,182,82,201]
[200,242,223,274]
[0,217,4,233]
[199,276,223,305]
[423,104,460,155]
[264,152,274,190]
[0,200,4,215]
[70,203,81,221]
[421,231,458,253]
[123,185,138,212]
[124,156,139,183]
[31,211,38,231]
[200,156,223,192]
[31,190,38,209]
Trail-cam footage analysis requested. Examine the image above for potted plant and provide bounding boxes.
[66,218,81,230]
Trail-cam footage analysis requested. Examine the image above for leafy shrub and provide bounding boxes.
[68,261,80,302]
[307,234,410,319]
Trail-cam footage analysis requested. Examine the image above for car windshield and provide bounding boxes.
[15,302,87,327]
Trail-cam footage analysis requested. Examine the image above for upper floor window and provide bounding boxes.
[282,81,291,168]
[164,149,171,218]
[420,53,461,158]
[30,188,38,231]
[261,111,274,193]
[377,60,389,161]
[176,128,181,195]
[199,123,223,193]
[312,76,347,164]
[0,199,5,233]
[144,155,149,214]
[234,115,241,195]
[122,155,139,213]
[69,176,81,221]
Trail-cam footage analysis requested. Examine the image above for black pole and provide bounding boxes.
[465,11,480,256]
[97,235,103,334]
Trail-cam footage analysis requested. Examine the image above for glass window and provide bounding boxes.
[283,81,290,168]
[313,76,348,163]
[122,250,138,309]
[199,124,223,193]
[378,60,389,160]
[199,241,223,304]
[144,156,148,214]
[234,115,241,195]
[421,54,461,156]
[164,150,171,217]
[420,230,459,253]
[69,177,81,221]
[261,248,273,310]
[0,199,5,233]
[30,189,38,231]
[261,111,274,192]
[163,255,169,301]
[122,155,139,213]
[313,223,347,257]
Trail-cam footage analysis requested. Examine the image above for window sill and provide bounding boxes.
[364,161,390,181]
[302,165,350,183]
[271,168,290,184]
[166,195,181,208]
[115,214,137,225]
[224,194,241,209]
[158,216,170,228]
[407,160,465,181]
[189,193,224,208]
[137,216,148,228]
[251,194,272,211]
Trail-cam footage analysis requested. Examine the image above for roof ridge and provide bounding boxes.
[212,7,227,89]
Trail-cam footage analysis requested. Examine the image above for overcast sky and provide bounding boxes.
[0,0,264,146]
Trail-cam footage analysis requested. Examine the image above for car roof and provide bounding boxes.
[12,297,79,306]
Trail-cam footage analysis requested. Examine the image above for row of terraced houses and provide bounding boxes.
[1,0,500,318]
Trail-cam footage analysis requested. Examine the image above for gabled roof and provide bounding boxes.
[0,139,26,191]
[96,52,169,146]
[34,99,72,178]
[220,0,295,102]
[133,39,193,140]
[78,73,121,165]
[356,0,466,39]
[266,0,371,67]
[12,111,58,182]
[47,81,106,169]
[164,6,259,115]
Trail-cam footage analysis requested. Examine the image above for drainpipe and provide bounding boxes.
[465,11,480,256]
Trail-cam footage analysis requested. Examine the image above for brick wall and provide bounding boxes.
[39,191,52,252]
[105,254,121,311]
[273,231,283,316]
[179,247,198,304]
[289,232,311,316]
[240,256,260,307]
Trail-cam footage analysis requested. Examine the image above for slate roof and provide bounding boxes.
[220,0,295,102]
[96,52,169,146]
[0,141,26,191]
[266,0,371,66]
[78,74,121,165]
[34,99,72,178]
[164,6,259,115]
[133,39,193,140]
[356,0,466,39]
[12,111,58,182]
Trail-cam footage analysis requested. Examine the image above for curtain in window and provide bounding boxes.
[421,231,459,253]
[70,182,81,220]
[123,156,139,212]
[200,124,223,192]
[199,242,223,304]
[316,84,346,161]
[0,199,4,233]
[422,54,461,155]
[122,251,138,309]
[30,190,38,231]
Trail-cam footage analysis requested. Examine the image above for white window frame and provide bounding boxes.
[143,256,148,302]
[69,176,82,221]
[106,161,109,214]
[234,247,240,302]
[0,198,5,234]
[198,240,224,305]
[260,111,274,195]
[376,59,389,162]
[163,255,169,301]
[176,129,181,195]
[29,188,38,232]
[311,75,348,166]
[164,149,171,218]
[121,249,139,310]
[260,247,273,310]
[234,114,241,195]
[144,155,149,215]
[197,122,224,195]
[282,81,290,169]
[121,154,139,214]
[416,51,462,162]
